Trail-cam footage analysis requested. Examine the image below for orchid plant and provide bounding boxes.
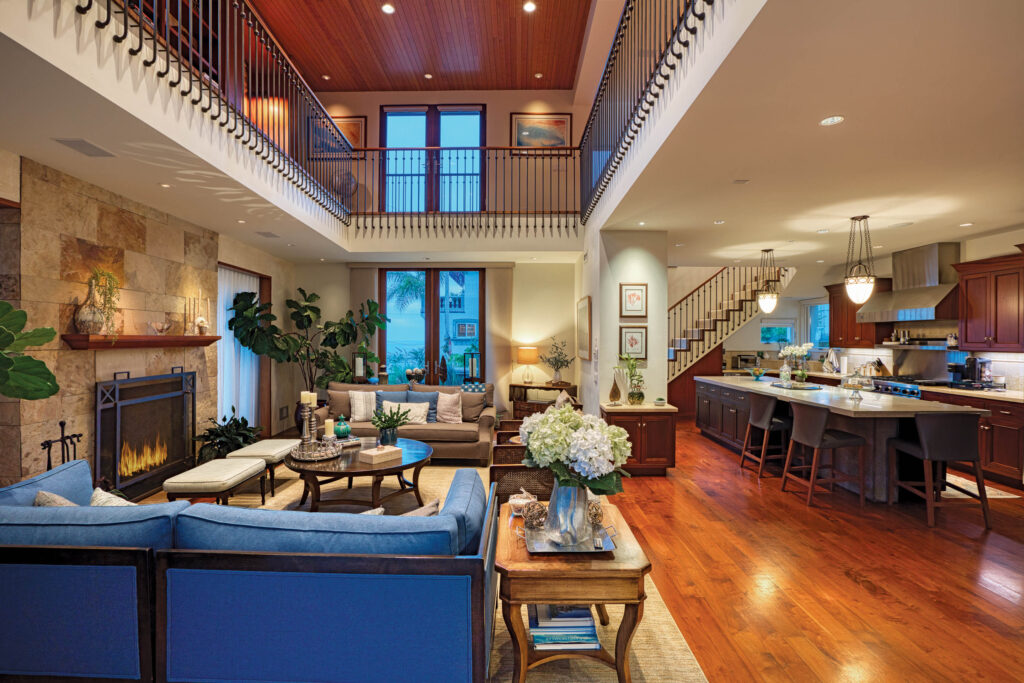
[779,342,814,360]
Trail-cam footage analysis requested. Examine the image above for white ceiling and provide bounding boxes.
[605,0,1024,269]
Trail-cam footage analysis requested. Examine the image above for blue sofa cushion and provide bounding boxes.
[375,389,409,412]
[175,504,460,555]
[0,460,93,507]
[406,390,439,422]
[0,501,189,549]
[440,469,487,554]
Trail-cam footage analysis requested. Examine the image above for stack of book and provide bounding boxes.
[527,604,600,651]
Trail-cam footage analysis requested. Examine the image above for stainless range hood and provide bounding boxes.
[856,243,960,322]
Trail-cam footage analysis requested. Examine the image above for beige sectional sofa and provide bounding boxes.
[314,382,496,464]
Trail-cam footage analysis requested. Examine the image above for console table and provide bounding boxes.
[509,382,579,419]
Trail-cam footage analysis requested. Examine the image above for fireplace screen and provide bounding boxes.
[95,369,196,500]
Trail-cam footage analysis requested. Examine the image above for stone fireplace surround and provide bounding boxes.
[0,159,218,486]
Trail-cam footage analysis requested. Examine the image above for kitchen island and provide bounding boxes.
[695,376,990,502]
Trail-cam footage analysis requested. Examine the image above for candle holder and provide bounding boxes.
[300,403,312,444]
[307,404,318,442]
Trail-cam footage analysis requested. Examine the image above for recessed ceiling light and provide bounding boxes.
[674,243,684,247]
[287,243,294,247]
[237,219,246,224]
[638,221,645,226]
[534,73,543,79]
[424,73,433,79]
[531,257,537,261]
[381,3,395,14]
[816,259,825,263]
[873,245,884,249]
[320,258,326,262]
[732,179,750,185]
[816,228,829,234]
[819,115,845,126]
[960,222,974,227]
[713,220,725,225]
[160,183,171,188]
[321,74,331,81]
[733,259,742,263]
[523,1,537,12]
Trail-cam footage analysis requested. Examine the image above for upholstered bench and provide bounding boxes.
[225,439,300,496]
[163,458,267,505]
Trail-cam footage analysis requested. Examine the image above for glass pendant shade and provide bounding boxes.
[757,248,780,313]
[844,215,876,304]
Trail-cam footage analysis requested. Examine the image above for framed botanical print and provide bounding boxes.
[576,295,592,360]
[620,325,647,360]
[510,112,573,152]
[619,283,647,318]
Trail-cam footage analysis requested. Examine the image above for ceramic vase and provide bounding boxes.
[552,369,562,384]
[334,416,351,439]
[74,281,106,334]
[544,478,593,547]
[378,427,398,446]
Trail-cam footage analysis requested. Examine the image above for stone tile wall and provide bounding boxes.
[0,159,219,485]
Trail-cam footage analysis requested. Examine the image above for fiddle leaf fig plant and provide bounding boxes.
[0,300,59,400]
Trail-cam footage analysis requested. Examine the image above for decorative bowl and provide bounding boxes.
[746,367,766,381]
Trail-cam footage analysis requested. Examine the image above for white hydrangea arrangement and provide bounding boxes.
[779,342,814,360]
[518,404,632,494]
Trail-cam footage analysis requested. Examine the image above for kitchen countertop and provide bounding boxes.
[759,369,1024,403]
[695,375,991,418]
[600,402,678,413]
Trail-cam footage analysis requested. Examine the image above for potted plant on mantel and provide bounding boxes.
[227,288,387,430]
[0,300,59,399]
[539,337,574,387]
[519,405,631,547]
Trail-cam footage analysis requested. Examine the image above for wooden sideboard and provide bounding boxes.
[600,403,677,476]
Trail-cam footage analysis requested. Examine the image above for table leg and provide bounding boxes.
[299,479,309,506]
[371,475,383,508]
[615,602,644,683]
[595,603,610,626]
[412,461,427,506]
[301,473,321,512]
[501,601,529,683]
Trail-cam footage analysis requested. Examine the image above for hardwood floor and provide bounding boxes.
[614,420,1024,682]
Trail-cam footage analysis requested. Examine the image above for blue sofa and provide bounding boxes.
[0,462,498,683]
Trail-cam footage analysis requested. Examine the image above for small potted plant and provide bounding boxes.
[371,405,410,446]
[75,267,120,336]
[193,407,262,465]
[539,337,574,386]
[618,354,646,405]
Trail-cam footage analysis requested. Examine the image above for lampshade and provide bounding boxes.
[844,215,876,304]
[516,346,539,365]
[844,274,876,304]
[757,291,779,313]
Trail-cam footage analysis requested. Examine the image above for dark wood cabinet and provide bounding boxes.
[694,381,751,450]
[920,391,1024,488]
[953,248,1024,352]
[600,406,677,475]
[825,279,894,348]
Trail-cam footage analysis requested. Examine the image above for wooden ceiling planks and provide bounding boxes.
[246,0,593,91]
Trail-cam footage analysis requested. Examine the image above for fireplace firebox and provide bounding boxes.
[95,369,196,501]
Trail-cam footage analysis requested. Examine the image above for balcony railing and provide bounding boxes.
[346,146,579,237]
[75,0,354,223]
[579,0,715,224]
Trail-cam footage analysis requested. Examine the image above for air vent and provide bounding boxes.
[732,179,750,185]
[255,231,279,239]
[53,138,114,158]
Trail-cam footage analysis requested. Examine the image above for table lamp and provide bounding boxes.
[517,346,539,384]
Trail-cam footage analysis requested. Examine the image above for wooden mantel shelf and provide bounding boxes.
[61,334,221,350]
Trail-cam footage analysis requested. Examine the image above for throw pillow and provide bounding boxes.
[437,391,463,424]
[461,391,486,422]
[328,389,350,420]
[375,390,409,412]
[349,391,377,422]
[401,498,440,517]
[405,391,439,422]
[360,507,386,515]
[90,487,137,507]
[33,490,78,507]
[382,400,429,425]
[554,390,573,408]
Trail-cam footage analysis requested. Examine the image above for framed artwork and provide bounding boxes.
[620,325,647,360]
[619,283,647,318]
[576,295,592,360]
[308,116,354,160]
[332,115,367,148]
[510,112,573,152]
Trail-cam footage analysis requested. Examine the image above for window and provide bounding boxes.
[807,303,830,347]
[760,319,795,344]
[217,266,261,425]
[455,321,477,338]
[381,105,484,213]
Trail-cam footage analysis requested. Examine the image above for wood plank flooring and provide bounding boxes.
[613,420,1024,682]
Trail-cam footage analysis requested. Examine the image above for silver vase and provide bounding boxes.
[543,478,593,547]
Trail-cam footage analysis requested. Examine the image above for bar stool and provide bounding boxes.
[781,403,867,507]
[739,393,792,478]
[887,413,991,529]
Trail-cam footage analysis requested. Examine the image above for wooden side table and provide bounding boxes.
[494,503,652,682]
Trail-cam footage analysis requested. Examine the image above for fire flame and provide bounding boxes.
[119,434,169,479]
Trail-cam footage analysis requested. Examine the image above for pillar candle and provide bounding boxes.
[324,418,334,434]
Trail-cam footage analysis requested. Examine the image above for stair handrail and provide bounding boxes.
[668,267,726,311]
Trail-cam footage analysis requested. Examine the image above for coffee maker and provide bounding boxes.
[965,357,992,383]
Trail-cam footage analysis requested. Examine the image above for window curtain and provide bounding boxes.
[218,266,261,425]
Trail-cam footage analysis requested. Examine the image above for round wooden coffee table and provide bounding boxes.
[284,437,432,512]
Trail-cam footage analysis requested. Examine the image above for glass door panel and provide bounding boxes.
[437,270,482,386]
[439,112,482,212]
[384,112,427,213]
[383,270,427,383]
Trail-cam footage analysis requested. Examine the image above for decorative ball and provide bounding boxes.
[586,501,604,525]
[523,501,547,529]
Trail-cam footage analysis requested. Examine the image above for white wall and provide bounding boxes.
[599,230,669,402]
[961,224,1024,261]
[668,266,721,305]
[299,264,352,322]
[722,298,801,351]
[511,263,578,387]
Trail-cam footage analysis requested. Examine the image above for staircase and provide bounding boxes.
[668,266,794,382]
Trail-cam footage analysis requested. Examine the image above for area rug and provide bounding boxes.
[945,473,1020,499]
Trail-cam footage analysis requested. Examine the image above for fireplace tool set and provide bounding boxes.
[41,420,84,471]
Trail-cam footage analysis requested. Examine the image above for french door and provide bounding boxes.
[379,268,485,385]
[380,105,485,213]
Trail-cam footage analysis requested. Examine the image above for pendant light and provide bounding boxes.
[757,248,779,313]
[844,215,876,304]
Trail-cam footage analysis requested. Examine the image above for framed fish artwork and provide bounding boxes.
[510,112,572,154]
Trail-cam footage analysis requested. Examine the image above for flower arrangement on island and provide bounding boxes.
[519,405,632,495]
[778,342,814,360]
